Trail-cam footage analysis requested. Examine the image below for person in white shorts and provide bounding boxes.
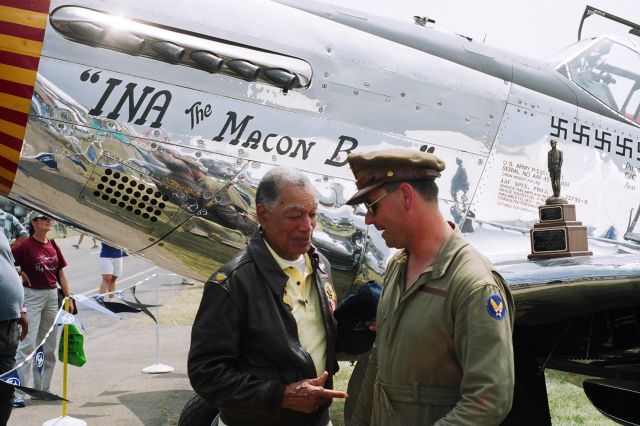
[98,243,127,299]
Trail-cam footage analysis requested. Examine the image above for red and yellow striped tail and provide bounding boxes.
[0,0,50,195]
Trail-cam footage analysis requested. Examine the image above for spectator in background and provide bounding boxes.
[0,231,28,421]
[72,233,98,249]
[98,243,127,299]
[11,212,73,408]
[0,208,28,246]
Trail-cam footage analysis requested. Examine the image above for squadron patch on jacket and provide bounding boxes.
[211,271,227,284]
[325,282,337,313]
[486,294,506,320]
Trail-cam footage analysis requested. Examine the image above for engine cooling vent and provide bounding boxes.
[92,168,168,223]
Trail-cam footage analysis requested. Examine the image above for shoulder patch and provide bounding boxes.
[210,271,228,285]
[486,294,506,320]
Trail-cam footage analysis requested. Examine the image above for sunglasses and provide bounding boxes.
[364,190,392,216]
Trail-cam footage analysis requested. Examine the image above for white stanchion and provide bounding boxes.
[43,416,87,426]
[141,274,174,374]
[44,299,87,426]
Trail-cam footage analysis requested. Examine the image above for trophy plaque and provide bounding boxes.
[528,140,592,260]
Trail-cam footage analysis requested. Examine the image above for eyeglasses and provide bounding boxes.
[364,191,392,216]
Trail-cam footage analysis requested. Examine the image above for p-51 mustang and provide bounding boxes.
[1,0,640,423]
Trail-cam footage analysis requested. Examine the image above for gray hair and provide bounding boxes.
[256,167,314,210]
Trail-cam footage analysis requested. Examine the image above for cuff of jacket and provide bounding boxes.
[271,382,286,411]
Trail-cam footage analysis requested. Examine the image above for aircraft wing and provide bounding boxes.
[500,253,640,325]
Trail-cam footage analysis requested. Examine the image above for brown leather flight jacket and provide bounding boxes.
[188,231,338,426]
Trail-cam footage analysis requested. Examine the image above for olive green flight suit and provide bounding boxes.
[351,228,514,425]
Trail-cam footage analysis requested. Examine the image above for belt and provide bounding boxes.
[375,379,461,415]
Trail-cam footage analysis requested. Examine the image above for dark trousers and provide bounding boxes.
[0,319,19,426]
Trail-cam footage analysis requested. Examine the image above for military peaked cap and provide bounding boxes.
[345,148,446,205]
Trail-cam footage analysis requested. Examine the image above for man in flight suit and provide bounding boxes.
[347,148,514,425]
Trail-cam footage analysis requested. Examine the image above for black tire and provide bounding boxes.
[178,392,219,426]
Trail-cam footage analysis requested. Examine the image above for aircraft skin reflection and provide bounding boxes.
[1,0,640,424]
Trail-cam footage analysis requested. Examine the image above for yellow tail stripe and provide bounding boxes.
[0,145,20,164]
[0,5,48,29]
[0,182,11,195]
[0,118,26,140]
[0,165,16,183]
[0,33,43,57]
[0,93,31,114]
[0,63,37,86]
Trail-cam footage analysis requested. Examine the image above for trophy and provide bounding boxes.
[528,140,592,259]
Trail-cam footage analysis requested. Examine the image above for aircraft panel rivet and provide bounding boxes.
[437,102,442,106]
[322,83,327,88]
[238,149,244,155]
[465,117,470,122]
[518,99,522,104]
[195,151,202,157]
[416,106,421,110]
[385,98,390,103]
[197,139,205,146]
[272,155,277,161]
[327,47,332,53]
[149,237,155,242]
[324,72,329,77]
[364,82,369,87]
[489,114,494,119]
[401,93,406,97]
[353,90,359,95]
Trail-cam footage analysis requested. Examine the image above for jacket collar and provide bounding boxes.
[248,228,322,295]
[428,223,467,280]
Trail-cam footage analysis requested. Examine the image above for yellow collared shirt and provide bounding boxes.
[266,242,327,376]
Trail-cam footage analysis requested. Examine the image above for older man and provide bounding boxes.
[348,149,514,426]
[188,167,347,426]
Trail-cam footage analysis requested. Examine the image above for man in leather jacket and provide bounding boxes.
[188,167,347,426]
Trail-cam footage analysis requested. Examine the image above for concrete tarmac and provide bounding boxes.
[8,319,195,426]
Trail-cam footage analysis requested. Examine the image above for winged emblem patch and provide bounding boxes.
[486,294,506,320]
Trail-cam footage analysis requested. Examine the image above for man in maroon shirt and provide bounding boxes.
[10,212,73,407]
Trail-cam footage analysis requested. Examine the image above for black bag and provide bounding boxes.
[334,280,382,355]
[50,239,78,315]
[57,287,77,315]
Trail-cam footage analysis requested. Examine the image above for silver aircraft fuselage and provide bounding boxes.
[3,0,640,300]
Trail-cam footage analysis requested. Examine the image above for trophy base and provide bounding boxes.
[528,204,591,260]
[528,250,592,260]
